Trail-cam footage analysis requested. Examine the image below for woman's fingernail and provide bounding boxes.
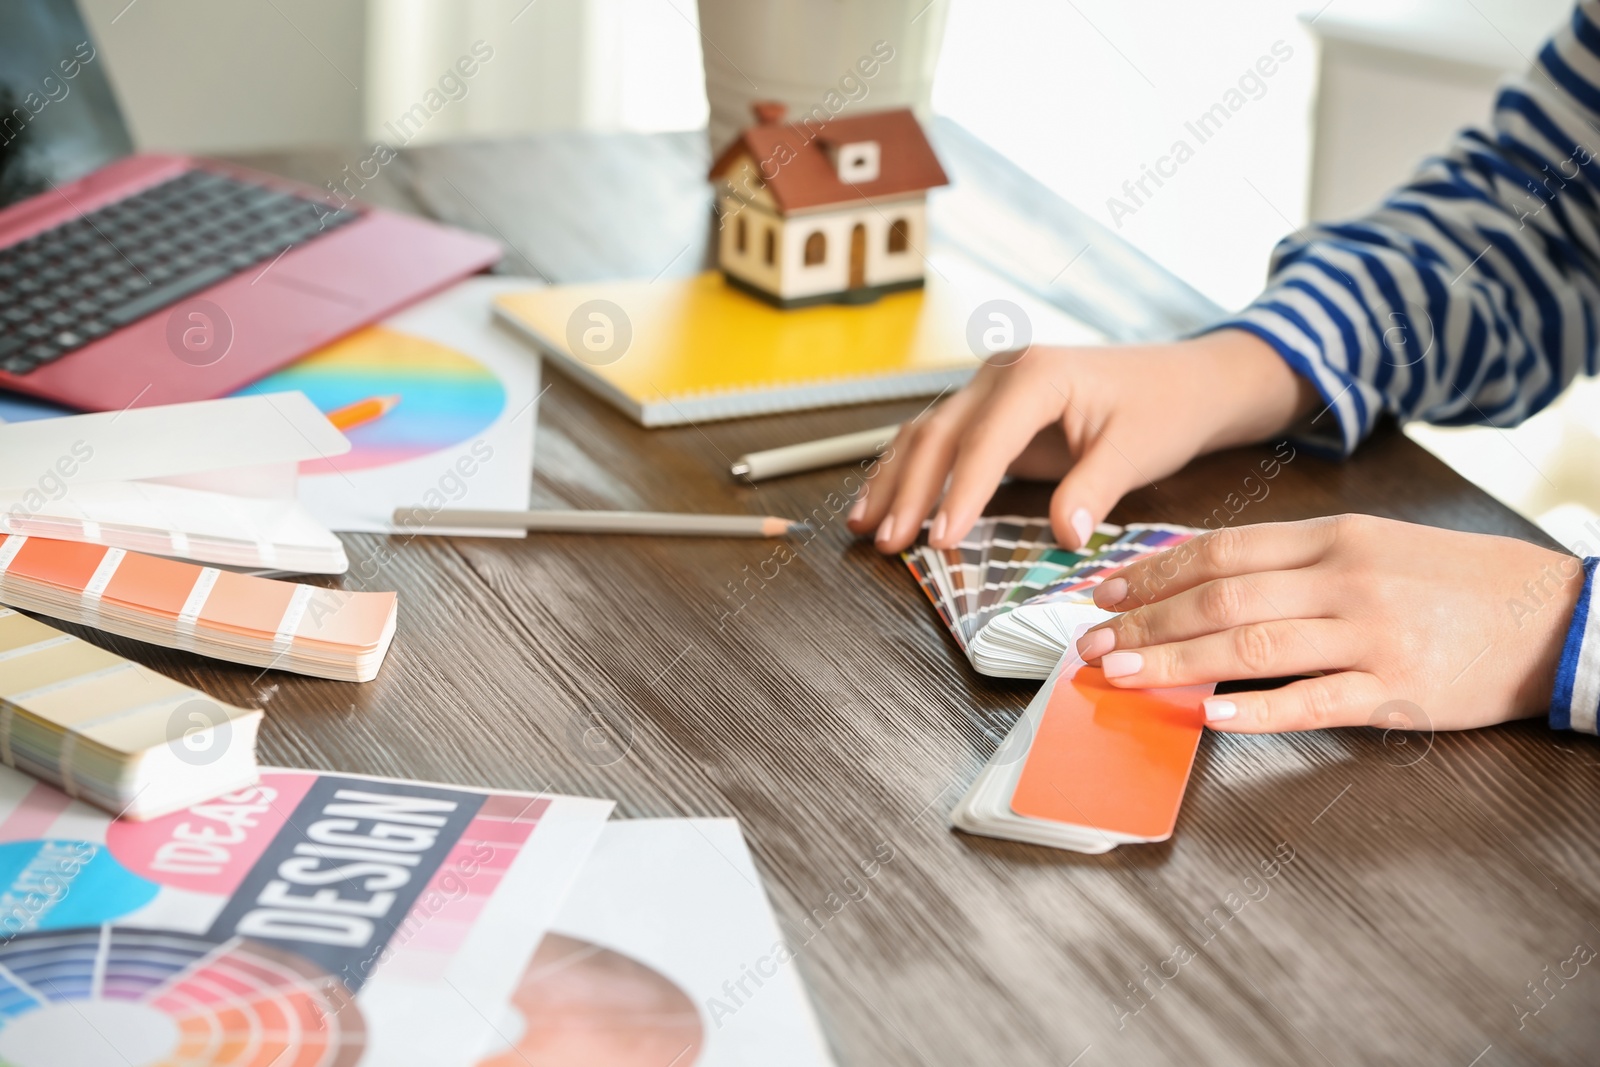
[1101,651,1142,679]
[1094,577,1129,608]
[876,515,896,548]
[1070,507,1094,548]
[1076,627,1116,662]
[929,511,948,544]
[1204,698,1237,722]
[849,497,867,524]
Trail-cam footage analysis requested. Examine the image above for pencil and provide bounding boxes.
[326,394,401,431]
[730,423,900,482]
[394,508,812,538]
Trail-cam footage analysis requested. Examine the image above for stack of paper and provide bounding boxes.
[0,391,352,573]
[0,534,396,681]
[0,606,261,820]
[0,767,838,1067]
[952,655,1213,852]
[904,518,1196,677]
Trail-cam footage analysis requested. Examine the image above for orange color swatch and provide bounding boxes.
[102,551,203,619]
[198,570,297,636]
[0,534,396,682]
[5,537,108,590]
[1010,667,1213,842]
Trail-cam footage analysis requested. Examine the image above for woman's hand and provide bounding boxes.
[1075,515,1585,732]
[846,329,1317,553]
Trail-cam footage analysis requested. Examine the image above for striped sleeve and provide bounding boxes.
[1208,0,1600,455]
[1551,558,1600,733]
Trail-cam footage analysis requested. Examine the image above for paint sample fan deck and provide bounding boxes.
[0,607,260,820]
[0,535,396,682]
[903,518,1197,678]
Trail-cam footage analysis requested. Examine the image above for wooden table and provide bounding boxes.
[179,129,1600,1066]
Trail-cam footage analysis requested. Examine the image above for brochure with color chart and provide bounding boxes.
[0,534,396,681]
[0,764,614,1067]
[952,654,1213,853]
[903,518,1197,678]
[0,606,261,821]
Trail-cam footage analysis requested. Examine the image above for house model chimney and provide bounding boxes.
[750,100,788,125]
[818,136,881,183]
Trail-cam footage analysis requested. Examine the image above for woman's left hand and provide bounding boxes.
[1075,514,1585,732]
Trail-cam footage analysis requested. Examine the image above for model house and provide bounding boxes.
[708,102,949,308]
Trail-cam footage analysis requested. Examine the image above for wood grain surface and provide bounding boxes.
[126,131,1597,1066]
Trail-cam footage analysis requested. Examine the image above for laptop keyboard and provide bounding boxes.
[0,169,357,376]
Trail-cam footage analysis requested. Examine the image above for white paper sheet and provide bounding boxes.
[477,818,837,1067]
[0,391,349,492]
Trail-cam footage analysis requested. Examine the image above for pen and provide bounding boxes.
[730,423,900,482]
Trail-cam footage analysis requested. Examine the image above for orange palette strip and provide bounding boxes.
[0,534,396,683]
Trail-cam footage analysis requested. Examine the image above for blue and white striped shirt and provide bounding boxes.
[1211,1,1600,734]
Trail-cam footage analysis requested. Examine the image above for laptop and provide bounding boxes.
[0,0,502,412]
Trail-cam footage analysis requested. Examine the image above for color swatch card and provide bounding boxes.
[0,534,397,681]
[904,518,1196,678]
[236,276,542,536]
[0,606,261,820]
[0,479,348,575]
[952,656,1213,853]
[0,764,614,1067]
[478,819,837,1067]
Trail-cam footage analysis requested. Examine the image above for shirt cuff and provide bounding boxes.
[1201,290,1387,458]
[1550,556,1600,734]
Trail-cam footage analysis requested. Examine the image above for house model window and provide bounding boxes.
[888,219,909,253]
[804,232,826,265]
[825,140,881,183]
[708,101,949,308]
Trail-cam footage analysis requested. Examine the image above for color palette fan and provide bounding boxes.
[904,518,1197,678]
[0,535,396,682]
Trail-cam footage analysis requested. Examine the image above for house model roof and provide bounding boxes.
[709,103,949,214]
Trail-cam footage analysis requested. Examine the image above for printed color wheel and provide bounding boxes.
[0,925,364,1066]
[235,326,506,475]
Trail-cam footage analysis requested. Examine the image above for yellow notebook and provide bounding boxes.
[492,250,1103,426]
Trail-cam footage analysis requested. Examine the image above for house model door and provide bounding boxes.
[849,224,867,289]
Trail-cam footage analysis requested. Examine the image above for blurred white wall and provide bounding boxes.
[931,0,1316,313]
[79,0,369,152]
[80,0,709,154]
[1308,0,1572,219]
